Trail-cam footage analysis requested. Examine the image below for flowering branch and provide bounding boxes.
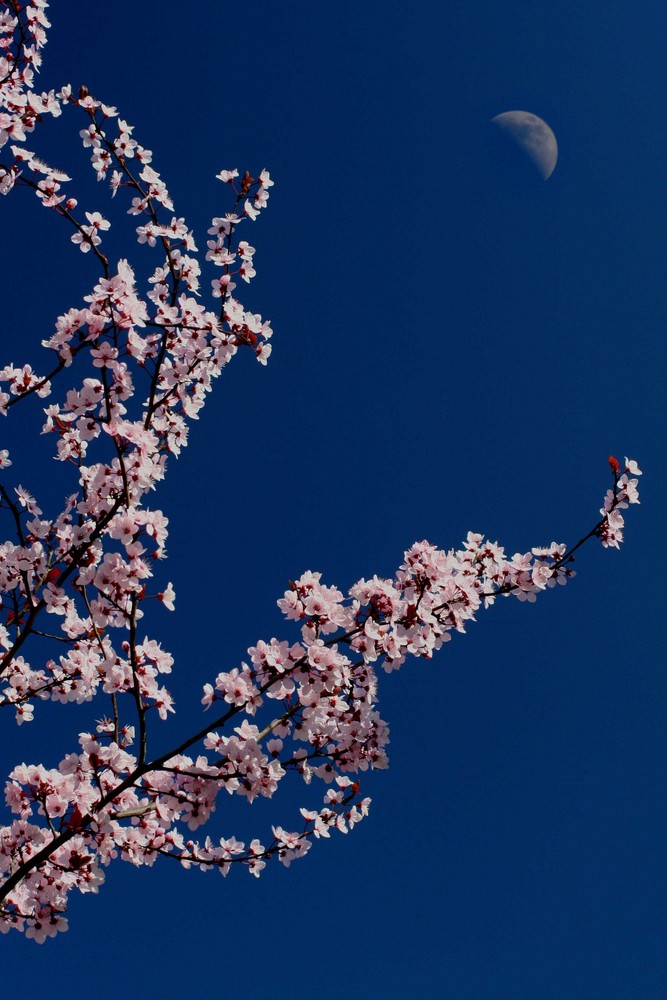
[0,1,641,943]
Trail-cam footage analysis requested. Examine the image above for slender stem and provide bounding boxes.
[0,495,126,678]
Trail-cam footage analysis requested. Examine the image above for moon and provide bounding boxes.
[491,111,558,180]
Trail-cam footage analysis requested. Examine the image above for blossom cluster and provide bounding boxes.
[0,446,640,941]
[0,0,274,736]
[0,1,641,943]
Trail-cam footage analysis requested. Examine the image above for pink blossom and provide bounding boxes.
[157,582,175,611]
[0,2,642,942]
[216,168,239,183]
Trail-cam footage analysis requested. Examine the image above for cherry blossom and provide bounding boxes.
[0,1,641,942]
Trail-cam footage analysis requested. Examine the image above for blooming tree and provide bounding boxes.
[0,0,641,943]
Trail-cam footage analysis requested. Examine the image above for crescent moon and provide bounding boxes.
[491,111,558,180]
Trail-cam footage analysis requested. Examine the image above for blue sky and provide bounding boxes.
[1,1,665,995]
